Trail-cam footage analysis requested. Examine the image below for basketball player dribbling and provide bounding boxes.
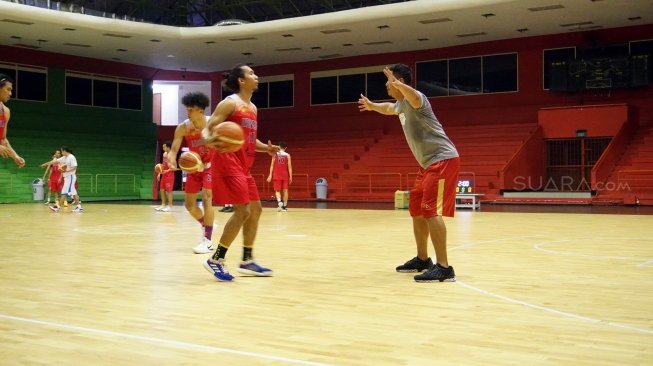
[155,141,175,212]
[167,92,216,254]
[201,64,280,282]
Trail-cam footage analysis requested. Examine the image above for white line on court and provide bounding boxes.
[0,313,336,366]
[534,240,653,262]
[456,281,653,335]
[637,259,653,267]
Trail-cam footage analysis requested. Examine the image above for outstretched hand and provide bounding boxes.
[13,155,25,168]
[266,140,280,157]
[358,94,373,112]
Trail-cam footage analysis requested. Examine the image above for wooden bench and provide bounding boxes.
[455,193,483,210]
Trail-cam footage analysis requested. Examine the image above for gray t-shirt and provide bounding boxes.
[395,92,458,169]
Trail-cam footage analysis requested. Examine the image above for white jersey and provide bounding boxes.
[58,154,78,177]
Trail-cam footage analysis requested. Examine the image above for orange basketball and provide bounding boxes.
[154,163,163,174]
[213,121,245,153]
[178,151,203,173]
[59,164,67,172]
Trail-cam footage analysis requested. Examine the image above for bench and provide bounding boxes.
[455,193,483,210]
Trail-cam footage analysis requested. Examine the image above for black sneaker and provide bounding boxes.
[396,256,433,273]
[414,263,456,283]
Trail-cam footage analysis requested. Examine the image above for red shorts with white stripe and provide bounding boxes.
[408,157,460,218]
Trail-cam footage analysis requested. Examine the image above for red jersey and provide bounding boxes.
[182,117,215,164]
[49,160,62,182]
[0,105,6,143]
[272,151,290,180]
[161,152,174,178]
[211,94,258,177]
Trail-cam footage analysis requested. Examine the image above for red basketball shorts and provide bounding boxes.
[408,157,460,218]
[159,172,174,191]
[184,169,212,194]
[273,179,289,191]
[213,174,260,205]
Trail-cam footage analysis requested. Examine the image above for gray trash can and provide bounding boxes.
[315,178,328,200]
[32,178,45,201]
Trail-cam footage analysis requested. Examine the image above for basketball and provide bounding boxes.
[178,151,203,173]
[59,164,67,172]
[154,163,163,174]
[213,121,245,153]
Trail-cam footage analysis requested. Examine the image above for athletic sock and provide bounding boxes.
[204,225,214,240]
[242,246,253,261]
[212,243,230,260]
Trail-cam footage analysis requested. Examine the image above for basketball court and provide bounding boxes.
[1,203,651,365]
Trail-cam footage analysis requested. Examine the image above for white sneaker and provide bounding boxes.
[73,205,84,213]
[192,237,214,254]
[161,206,170,212]
[277,201,283,212]
[154,206,162,211]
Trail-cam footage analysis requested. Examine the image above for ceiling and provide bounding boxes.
[1,0,652,73]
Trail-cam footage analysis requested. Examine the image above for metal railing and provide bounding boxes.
[339,173,402,194]
[0,173,13,194]
[95,174,136,193]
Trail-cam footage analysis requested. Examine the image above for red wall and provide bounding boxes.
[538,104,629,138]
[2,24,652,142]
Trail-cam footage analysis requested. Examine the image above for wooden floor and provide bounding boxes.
[0,203,652,365]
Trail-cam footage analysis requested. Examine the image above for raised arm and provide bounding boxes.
[357,94,396,115]
[383,67,422,109]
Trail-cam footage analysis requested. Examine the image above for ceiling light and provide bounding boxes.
[528,5,564,12]
[276,47,302,52]
[628,16,642,21]
[63,43,91,48]
[377,25,390,30]
[229,37,257,41]
[63,28,76,31]
[364,41,392,45]
[456,32,487,38]
[1,19,34,25]
[517,28,529,33]
[321,29,351,34]
[282,34,294,37]
[560,21,593,27]
[481,13,495,18]
[419,18,452,24]
[150,39,161,42]
[104,33,132,38]
[204,41,216,44]
[417,38,429,41]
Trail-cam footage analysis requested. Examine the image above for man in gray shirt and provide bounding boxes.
[358,64,460,282]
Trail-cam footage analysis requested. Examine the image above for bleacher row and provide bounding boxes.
[251,123,538,201]
[0,130,155,203]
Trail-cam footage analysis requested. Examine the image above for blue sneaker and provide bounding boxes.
[203,259,234,282]
[238,260,273,277]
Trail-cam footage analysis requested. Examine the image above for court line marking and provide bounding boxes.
[456,281,653,335]
[534,239,653,263]
[0,313,335,366]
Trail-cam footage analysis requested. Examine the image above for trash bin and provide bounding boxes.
[315,178,328,200]
[32,178,45,201]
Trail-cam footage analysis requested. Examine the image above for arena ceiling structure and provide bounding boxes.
[0,0,651,72]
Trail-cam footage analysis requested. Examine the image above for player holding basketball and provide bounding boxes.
[202,64,280,282]
[40,149,63,205]
[155,141,175,212]
[0,74,25,168]
[49,146,84,213]
[267,141,292,212]
[167,92,216,254]
[358,64,460,283]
